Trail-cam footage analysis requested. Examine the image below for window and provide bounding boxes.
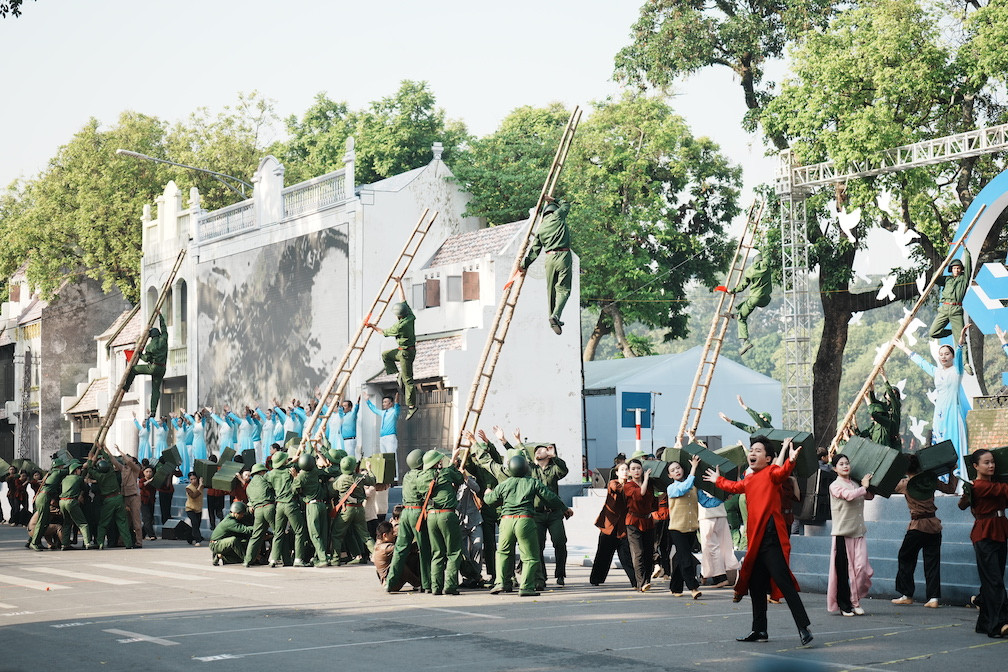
[411,284,425,309]
[463,271,480,301]
[446,276,462,302]
[424,279,441,308]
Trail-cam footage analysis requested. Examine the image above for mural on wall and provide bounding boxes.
[197,226,350,405]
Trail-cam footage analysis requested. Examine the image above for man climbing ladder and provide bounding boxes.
[367,279,418,420]
[125,312,168,415]
[519,195,572,335]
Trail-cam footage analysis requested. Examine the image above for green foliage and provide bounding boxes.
[451,103,570,225]
[281,81,469,186]
[0,0,31,18]
[569,93,741,350]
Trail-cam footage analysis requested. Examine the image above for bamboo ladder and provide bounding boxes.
[453,107,583,463]
[827,205,985,457]
[93,248,187,449]
[675,200,765,447]
[296,209,440,456]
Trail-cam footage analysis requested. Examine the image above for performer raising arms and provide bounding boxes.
[704,436,813,647]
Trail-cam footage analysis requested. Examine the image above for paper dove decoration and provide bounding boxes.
[876,274,897,301]
[894,378,907,399]
[873,342,890,366]
[877,191,901,219]
[848,312,864,326]
[892,227,920,259]
[926,389,938,406]
[916,273,927,296]
[836,206,862,243]
[908,415,928,443]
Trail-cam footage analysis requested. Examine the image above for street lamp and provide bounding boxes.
[115,149,252,199]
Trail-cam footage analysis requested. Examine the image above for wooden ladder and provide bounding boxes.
[675,200,765,447]
[94,248,187,448]
[454,106,583,460]
[299,208,440,454]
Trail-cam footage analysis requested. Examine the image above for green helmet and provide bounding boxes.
[340,456,357,475]
[298,453,315,471]
[250,463,268,476]
[328,448,347,464]
[508,454,530,477]
[543,201,559,214]
[392,302,410,317]
[96,460,111,474]
[230,501,247,515]
[423,450,446,470]
[949,258,964,271]
[271,451,289,469]
[406,449,424,470]
[68,460,83,473]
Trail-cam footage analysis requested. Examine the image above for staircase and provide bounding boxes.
[789,493,977,604]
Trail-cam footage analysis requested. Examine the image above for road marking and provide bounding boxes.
[90,563,210,581]
[21,566,140,585]
[171,619,357,638]
[51,621,94,628]
[415,606,504,620]
[153,561,274,578]
[196,632,468,661]
[103,628,179,646]
[0,572,70,591]
[0,602,17,608]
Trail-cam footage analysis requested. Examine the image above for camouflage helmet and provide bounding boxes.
[406,448,424,470]
[340,455,357,475]
[508,453,530,478]
[297,452,316,471]
[96,460,111,474]
[230,501,247,515]
[392,302,410,317]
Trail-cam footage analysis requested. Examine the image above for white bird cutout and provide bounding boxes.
[916,273,927,296]
[908,415,928,442]
[836,206,862,243]
[873,342,890,366]
[926,389,938,406]
[892,227,920,259]
[901,308,928,347]
[894,378,907,399]
[848,311,864,326]
[876,274,897,301]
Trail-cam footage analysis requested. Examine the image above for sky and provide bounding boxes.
[0,0,898,270]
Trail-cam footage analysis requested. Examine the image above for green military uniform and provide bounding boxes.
[381,302,417,410]
[89,461,133,549]
[266,452,309,566]
[58,462,93,549]
[929,251,972,367]
[727,406,773,434]
[29,461,68,550]
[423,451,464,595]
[293,456,328,566]
[210,515,254,564]
[531,451,569,589]
[860,380,901,450]
[330,457,375,564]
[386,451,433,592]
[243,464,276,565]
[126,314,168,415]
[484,467,567,596]
[469,447,501,584]
[522,200,572,333]
[731,255,772,342]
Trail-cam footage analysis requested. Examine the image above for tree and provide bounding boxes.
[0,0,32,18]
[566,93,741,360]
[280,81,469,186]
[451,103,570,225]
[616,0,1008,444]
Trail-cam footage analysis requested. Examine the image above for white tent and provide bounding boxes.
[583,347,782,470]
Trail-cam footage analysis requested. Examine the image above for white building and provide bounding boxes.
[135,140,583,483]
[583,348,783,470]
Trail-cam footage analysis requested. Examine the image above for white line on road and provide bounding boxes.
[195,632,468,661]
[415,606,504,620]
[0,602,17,608]
[21,566,140,585]
[154,561,276,579]
[103,628,179,646]
[0,572,70,591]
[90,563,210,581]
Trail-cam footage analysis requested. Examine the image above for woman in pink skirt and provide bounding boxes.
[828,454,874,616]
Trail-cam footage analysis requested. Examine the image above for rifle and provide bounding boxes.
[415,476,437,532]
[329,475,365,519]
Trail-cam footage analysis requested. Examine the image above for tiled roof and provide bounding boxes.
[369,335,463,384]
[66,377,105,415]
[425,220,523,269]
[109,309,144,348]
[17,297,44,325]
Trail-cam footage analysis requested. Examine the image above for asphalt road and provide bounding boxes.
[0,524,1003,672]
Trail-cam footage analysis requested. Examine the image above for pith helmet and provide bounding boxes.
[96,460,111,474]
[250,463,267,475]
[949,258,964,270]
[298,453,315,471]
[393,302,410,317]
[406,449,424,470]
[329,448,347,464]
[230,501,247,515]
[543,201,559,214]
[271,451,289,469]
[423,450,446,470]
[508,454,530,477]
[340,455,357,475]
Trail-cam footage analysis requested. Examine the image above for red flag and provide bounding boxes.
[503,269,522,292]
[714,285,728,293]
[124,349,135,361]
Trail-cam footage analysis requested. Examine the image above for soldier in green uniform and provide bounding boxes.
[929,252,973,373]
[266,451,310,567]
[858,376,902,451]
[730,252,772,356]
[210,501,254,565]
[323,447,346,560]
[29,457,68,551]
[519,196,572,335]
[386,449,433,592]
[58,460,95,550]
[243,463,276,566]
[719,395,774,434]
[293,452,328,566]
[125,313,169,415]
[530,442,569,589]
[89,452,133,549]
[423,449,464,595]
[484,453,573,596]
[366,279,418,420]
[330,456,375,565]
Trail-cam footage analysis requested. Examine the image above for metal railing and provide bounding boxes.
[283,170,347,217]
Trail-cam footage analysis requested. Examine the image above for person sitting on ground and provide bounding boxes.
[209,501,254,566]
[374,520,422,591]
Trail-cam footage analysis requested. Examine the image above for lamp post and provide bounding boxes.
[115,149,252,199]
